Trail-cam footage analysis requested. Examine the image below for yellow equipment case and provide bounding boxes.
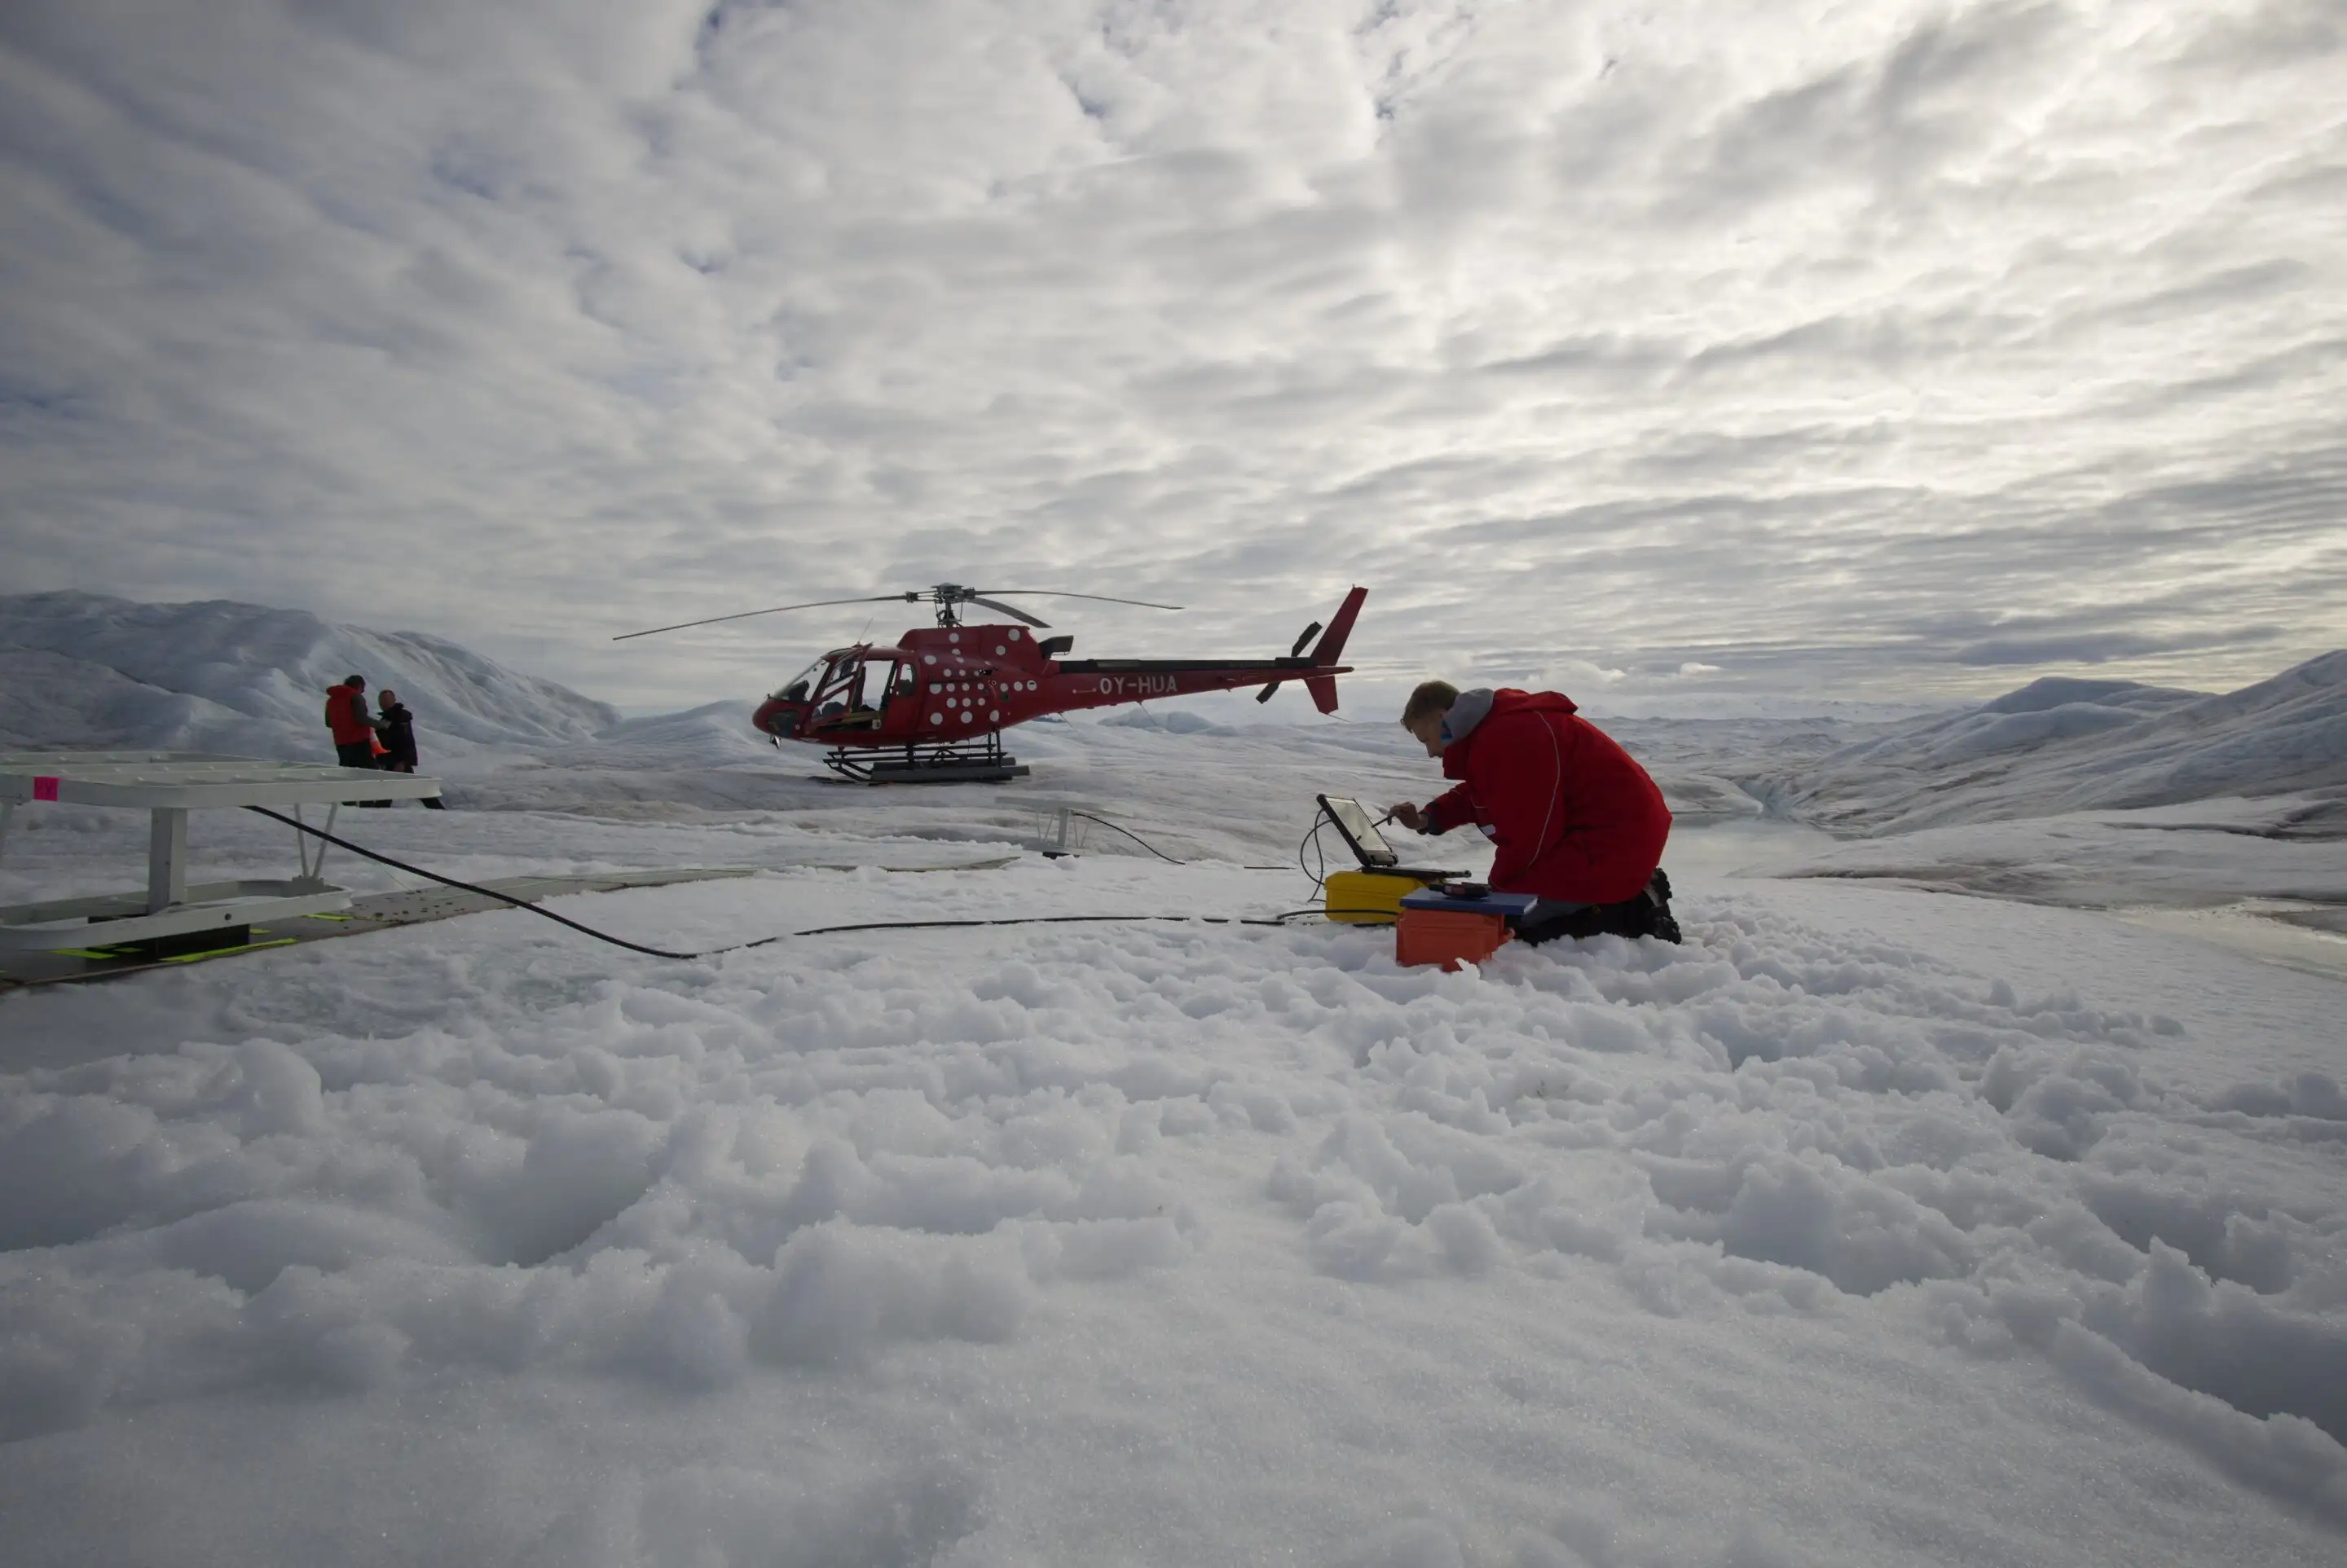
[1322,870,1427,925]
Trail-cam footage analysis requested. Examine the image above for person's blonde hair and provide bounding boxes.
[1400,680,1458,728]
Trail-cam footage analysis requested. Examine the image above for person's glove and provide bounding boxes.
[1389,802,1430,833]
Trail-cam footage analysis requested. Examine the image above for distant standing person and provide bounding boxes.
[324,674,384,769]
[324,673,395,806]
[376,689,446,808]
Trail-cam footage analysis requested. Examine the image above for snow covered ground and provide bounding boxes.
[6,719,2347,1566]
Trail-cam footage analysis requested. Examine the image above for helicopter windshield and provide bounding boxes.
[773,655,830,703]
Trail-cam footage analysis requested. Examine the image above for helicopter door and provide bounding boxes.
[812,653,896,730]
[857,658,911,720]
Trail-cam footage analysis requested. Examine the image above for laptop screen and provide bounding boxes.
[1318,795,1396,866]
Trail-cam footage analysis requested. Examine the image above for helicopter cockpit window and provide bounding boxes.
[774,655,828,704]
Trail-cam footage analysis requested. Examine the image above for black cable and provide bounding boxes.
[1067,809,1315,875]
[792,909,1395,935]
[1297,803,1402,897]
[1066,810,1186,865]
[247,806,779,960]
[1298,810,1332,896]
[1056,806,1394,891]
[245,806,1398,960]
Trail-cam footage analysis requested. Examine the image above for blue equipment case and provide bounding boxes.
[1398,888,1539,919]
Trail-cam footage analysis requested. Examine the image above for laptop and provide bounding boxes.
[1317,794,1467,883]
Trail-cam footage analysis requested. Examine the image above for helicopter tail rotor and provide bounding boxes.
[1257,616,1321,703]
[1257,588,1366,707]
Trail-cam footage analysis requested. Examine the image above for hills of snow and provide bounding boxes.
[5,592,2343,854]
[1094,654,2347,848]
[1749,652,2347,835]
[0,592,616,760]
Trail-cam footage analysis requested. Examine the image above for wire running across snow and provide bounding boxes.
[244,806,1385,961]
[1065,810,1187,865]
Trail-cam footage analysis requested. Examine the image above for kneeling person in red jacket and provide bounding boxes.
[1389,680,1680,945]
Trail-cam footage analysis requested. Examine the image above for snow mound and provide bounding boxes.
[1099,707,1227,735]
[1979,676,2199,716]
[594,701,777,767]
[0,592,618,758]
[0,646,253,753]
[1753,651,2347,831]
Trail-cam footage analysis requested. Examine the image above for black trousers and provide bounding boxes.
[385,757,447,807]
[332,741,394,805]
[1515,897,1653,945]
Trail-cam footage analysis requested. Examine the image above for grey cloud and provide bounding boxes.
[2092,337,2347,422]
[2170,0,2347,73]
[1949,628,2284,668]
[1482,331,1685,383]
[1658,2,2072,222]
[1621,423,1903,483]
[2,1,2344,711]
[2059,258,2316,336]
[2248,159,2347,209]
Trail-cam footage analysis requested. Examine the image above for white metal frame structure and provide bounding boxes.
[0,752,442,952]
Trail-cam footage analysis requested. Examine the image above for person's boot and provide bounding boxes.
[1515,873,1681,948]
[1513,901,1597,946]
[1642,869,1681,944]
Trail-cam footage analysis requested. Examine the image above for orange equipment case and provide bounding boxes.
[1395,908,1513,971]
[1393,887,1537,971]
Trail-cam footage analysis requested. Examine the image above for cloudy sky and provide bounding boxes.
[3,1,2342,711]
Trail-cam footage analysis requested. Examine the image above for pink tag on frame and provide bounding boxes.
[32,777,60,801]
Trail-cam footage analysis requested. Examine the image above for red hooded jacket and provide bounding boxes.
[1423,689,1671,905]
[324,683,376,746]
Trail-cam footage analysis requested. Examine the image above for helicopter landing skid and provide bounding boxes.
[822,735,1031,786]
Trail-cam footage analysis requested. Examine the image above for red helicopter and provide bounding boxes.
[616,584,1367,782]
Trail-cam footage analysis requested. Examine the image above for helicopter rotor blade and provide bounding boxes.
[611,594,917,641]
[964,596,1052,628]
[977,590,1184,610]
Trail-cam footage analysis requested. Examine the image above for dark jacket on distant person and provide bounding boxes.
[1420,688,1671,905]
[377,700,420,769]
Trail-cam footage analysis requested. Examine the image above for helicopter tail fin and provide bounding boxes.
[1308,586,1367,667]
[1299,587,1364,711]
[1258,586,1366,707]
